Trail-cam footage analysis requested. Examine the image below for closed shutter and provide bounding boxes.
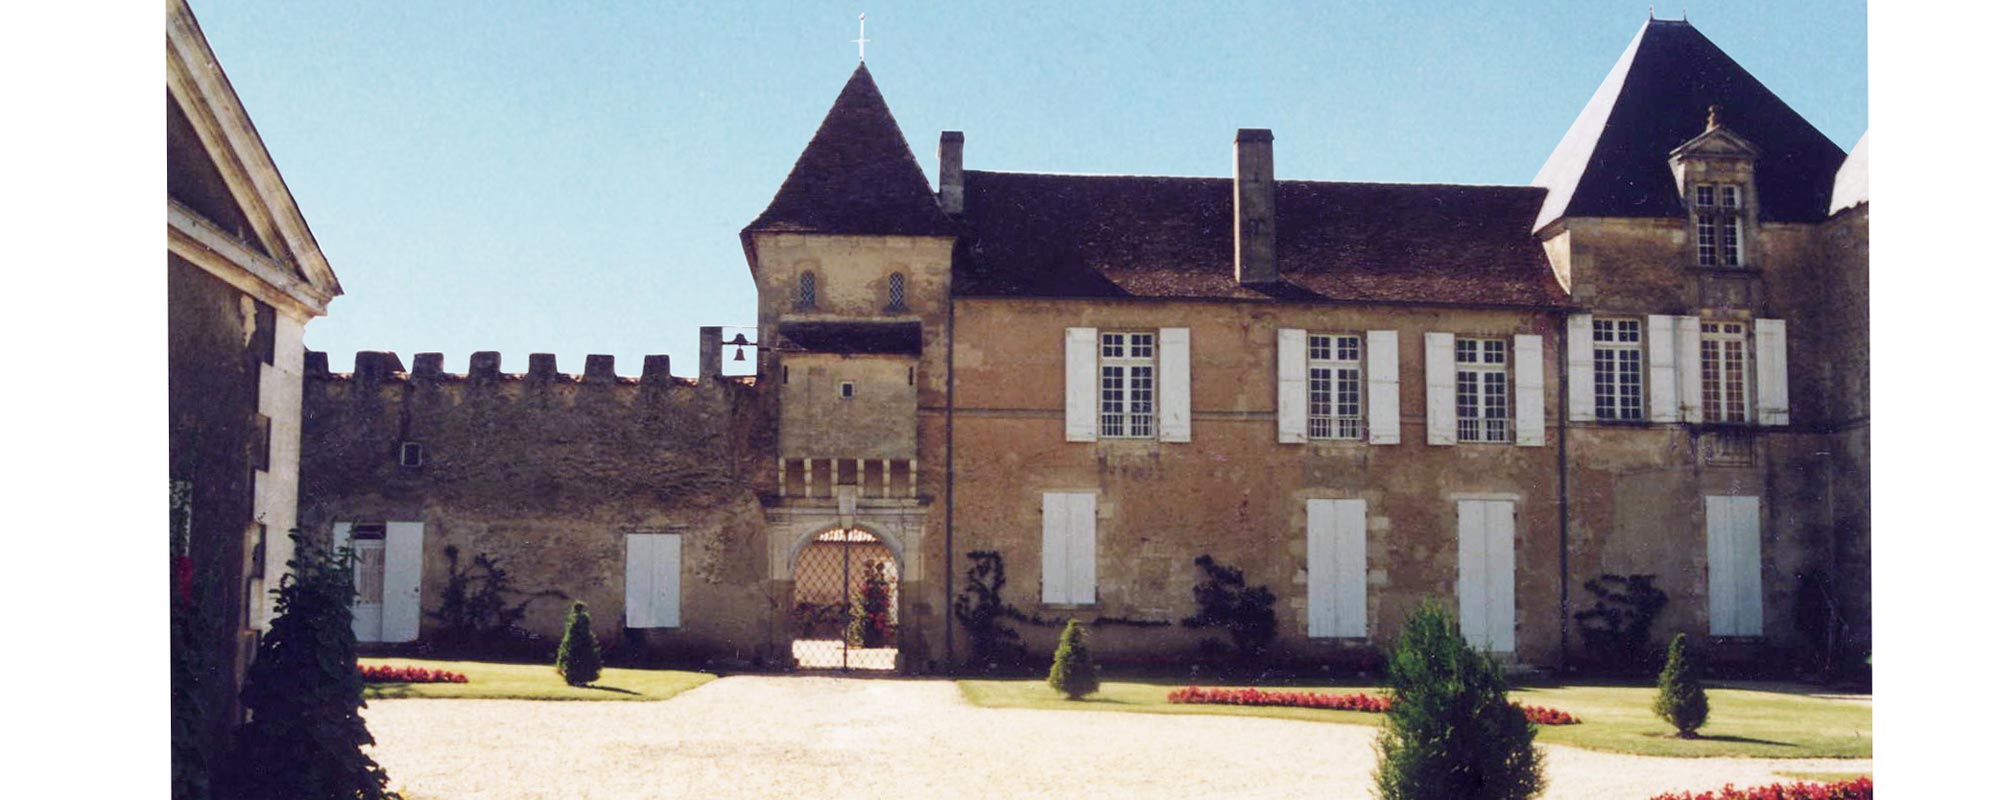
[332,522,359,640]
[1042,492,1071,603]
[1456,500,1516,652]
[1706,496,1764,636]
[1067,493,1097,605]
[1365,330,1400,444]
[653,534,682,628]
[1514,334,1546,447]
[1425,333,1457,445]
[625,534,655,628]
[381,521,424,643]
[1276,328,1307,443]
[1568,314,1595,422]
[1647,315,1678,422]
[1064,328,1098,442]
[1754,319,1790,426]
[1159,327,1192,442]
[1676,316,1703,424]
[1307,499,1368,638]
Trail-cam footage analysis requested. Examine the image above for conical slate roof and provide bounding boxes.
[744,63,954,237]
[1531,19,1848,231]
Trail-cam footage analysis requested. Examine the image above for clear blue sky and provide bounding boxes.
[190,0,1866,375]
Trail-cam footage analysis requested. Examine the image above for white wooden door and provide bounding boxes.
[1456,499,1516,652]
[1706,496,1764,636]
[351,536,386,643]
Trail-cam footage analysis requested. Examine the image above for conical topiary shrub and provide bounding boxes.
[555,601,603,687]
[1653,633,1709,738]
[1046,619,1100,700]
[223,532,398,800]
[1373,600,1544,800]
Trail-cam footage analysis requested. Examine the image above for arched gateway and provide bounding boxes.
[789,528,900,670]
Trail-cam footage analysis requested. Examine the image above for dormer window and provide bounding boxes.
[1693,183,1746,267]
[797,271,818,310]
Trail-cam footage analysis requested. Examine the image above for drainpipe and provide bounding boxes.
[943,296,957,669]
[1556,312,1573,673]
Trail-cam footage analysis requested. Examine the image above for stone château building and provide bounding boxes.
[300,18,1868,673]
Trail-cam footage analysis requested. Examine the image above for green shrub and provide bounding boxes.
[951,551,1028,669]
[1653,633,1709,738]
[223,532,399,800]
[1573,574,1669,674]
[1373,601,1544,800]
[555,601,603,687]
[1046,619,1100,700]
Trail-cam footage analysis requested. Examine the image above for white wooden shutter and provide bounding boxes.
[1567,314,1595,422]
[1706,496,1763,636]
[381,521,424,643]
[1308,499,1368,638]
[1064,328,1098,442]
[1425,332,1457,445]
[1067,493,1098,604]
[1276,328,1307,443]
[653,534,682,628]
[1514,334,1546,447]
[625,534,655,628]
[332,522,358,639]
[1754,319,1790,426]
[1485,502,1516,652]
[1676,316,1704,424]
[1647,315,1678,422]
[1456,500,1515,652]
[1159,327,1192,442]
[1366,330,1400,444]
[1041,492,1071,603]
[1456,500,1488,647]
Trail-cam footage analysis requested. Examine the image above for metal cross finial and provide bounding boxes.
[853,13,869,61]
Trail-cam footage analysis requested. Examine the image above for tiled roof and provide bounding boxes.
[1829,131,1868,215]
[743,64,954,238]
[1531,19,1848,230]
[953,171,1570,308]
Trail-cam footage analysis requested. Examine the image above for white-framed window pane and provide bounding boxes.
[1697,215,1717,265]
[1099,331,1157,439]
[1696,184,1715,207]
[1592,318,1644,421]
[1454,337,1510,442]
[1308,366,1333,439]
[1307,333,1364,441]
[1721,185,1740,209]
[1700,322,1749,423]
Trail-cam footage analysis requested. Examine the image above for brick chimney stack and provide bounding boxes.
[938,131,965,215]
[1234,128,1278,286]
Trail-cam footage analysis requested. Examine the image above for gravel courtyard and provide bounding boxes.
[363,675,1869,800]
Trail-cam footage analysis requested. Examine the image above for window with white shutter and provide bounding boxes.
[1592,318,1646,421]
[1064,328,1098,441]
[1705,496,1762,636]
[1307,334,1364,440]
[1365,330,1400,444]
[1041,492,1097,604]
[1700,321,1749,423]
[1455,338,1511,443]
[1307,499,1368,638]
[1099,332,1156,439]
[1277,328,1308,443]
[1754,319,1789,425]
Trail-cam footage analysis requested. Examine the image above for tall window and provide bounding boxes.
[886,272,907,312]
[1308,334,1363,440]
[1592,318,1644,421]
[1700,321,1748,422]
[1455,338,1509,442]
[1100,331,1155,438]
[1694,183,1746,267]
[797,271,818,310]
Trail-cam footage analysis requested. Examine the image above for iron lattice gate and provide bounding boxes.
[790,529,899,671]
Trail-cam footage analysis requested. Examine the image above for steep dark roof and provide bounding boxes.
[954,172,1569,308]
[776,321,922,355]
[1531,19,1848,230]
[744,64,954,237]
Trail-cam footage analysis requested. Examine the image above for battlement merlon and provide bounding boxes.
[304,349,737,387]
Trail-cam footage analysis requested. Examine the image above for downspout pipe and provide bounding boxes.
[943,294,957,670]
[1556,312,1573,673]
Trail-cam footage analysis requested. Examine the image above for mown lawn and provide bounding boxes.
[360,658,714,702]
[958,679,1871,759]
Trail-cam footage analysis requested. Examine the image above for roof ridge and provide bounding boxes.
[970,169,1540,192]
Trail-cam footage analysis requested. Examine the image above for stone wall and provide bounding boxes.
[299,349,782,663]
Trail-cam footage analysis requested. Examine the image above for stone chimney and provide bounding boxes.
[1234,128,1278,286]
[938,131,965,215]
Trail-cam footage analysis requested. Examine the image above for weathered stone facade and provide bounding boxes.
[298,18,1867,675]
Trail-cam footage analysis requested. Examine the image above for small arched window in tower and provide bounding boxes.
[797,271,818,310]
[886,272,907,312]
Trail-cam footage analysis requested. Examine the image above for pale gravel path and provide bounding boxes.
[362,676,1870,800]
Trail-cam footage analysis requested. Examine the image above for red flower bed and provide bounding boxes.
[1166,686,1580,725]
[1647,776,1871,800]
[360,664,469,684]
